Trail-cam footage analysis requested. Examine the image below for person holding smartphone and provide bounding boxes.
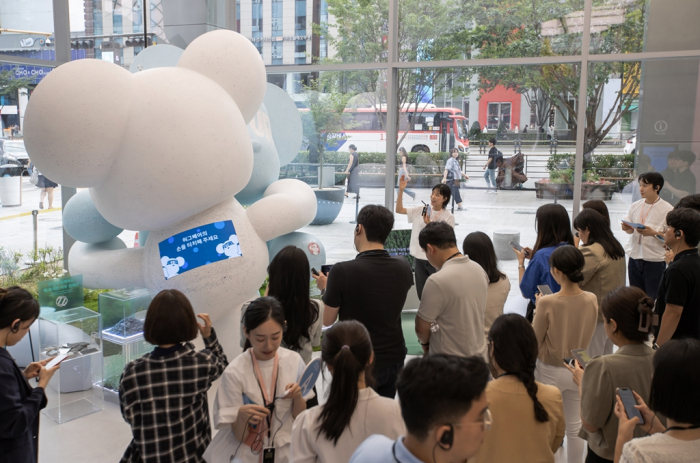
[565,286,656,463]
[613,339,700,463]
[514,203,575,322]
[396,181,454,300]
[0,286,60,463]
[532,246,598,463]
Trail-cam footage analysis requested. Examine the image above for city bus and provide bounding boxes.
[310,104,470,154]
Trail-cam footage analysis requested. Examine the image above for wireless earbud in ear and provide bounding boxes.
[675,230,682,238]
[11,321,20,333]
[439,424,454,450]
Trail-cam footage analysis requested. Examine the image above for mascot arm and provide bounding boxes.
[68,241,146,289]
[246,179,317,242]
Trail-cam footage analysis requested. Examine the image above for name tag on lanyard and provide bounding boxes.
[262,448,275,463]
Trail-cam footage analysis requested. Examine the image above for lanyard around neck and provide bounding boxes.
[249,349,279,407]
[640,197,660,225]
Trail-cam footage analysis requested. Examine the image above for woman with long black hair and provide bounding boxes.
[471,314,564,463]
[462,232,511,340]
[573,209,627,356]
[290,321,404,462]
[0,286,60,463]
[514,203,575,321]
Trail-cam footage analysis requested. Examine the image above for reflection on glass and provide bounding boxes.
[0,1,55,61]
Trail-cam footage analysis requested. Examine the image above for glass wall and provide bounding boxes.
[3,0,700,283]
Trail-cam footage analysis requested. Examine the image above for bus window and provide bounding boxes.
[454,119,468,140]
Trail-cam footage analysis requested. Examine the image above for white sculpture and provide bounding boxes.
[23,31,317,348]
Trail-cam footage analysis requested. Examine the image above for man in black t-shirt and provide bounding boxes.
[655,208,700,345]
[313,205,414,398]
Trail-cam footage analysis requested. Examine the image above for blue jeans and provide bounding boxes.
[484,168,496,188]
[628,258,665,300]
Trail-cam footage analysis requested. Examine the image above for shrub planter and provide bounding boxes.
[311,187,345,225]
[535,181,615,200]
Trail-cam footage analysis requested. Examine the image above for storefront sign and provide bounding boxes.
[248,35,311,43]
[38,274,84,310]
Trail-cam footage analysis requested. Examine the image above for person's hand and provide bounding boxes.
[535,291,544,306]
[37,363,61,389]
[197,313,213,339]
[283,383,302,400]
[423,213,431,225]
[463,174,470,180]
[238,404,270,427]
[564,359,584,387]
[24,357,53,380]
[664,249,675,264]
[621,222,634,233]
[638,227,658,237]
[483,165,487,170]
[343,170,349,175]
[614,394,640,445]
[522,247,533,260]
[421,344,429,355]
[406,175,411,181]
[627,390,657,434]
[312,271,327,291]
[441,177,447,184]
[399,174,408,190]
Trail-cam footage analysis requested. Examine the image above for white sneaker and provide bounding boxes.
[493,189,498,194]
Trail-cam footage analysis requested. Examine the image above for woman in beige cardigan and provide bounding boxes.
[573,209,627,357]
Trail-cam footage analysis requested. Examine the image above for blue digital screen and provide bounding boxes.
[158,221,242,280]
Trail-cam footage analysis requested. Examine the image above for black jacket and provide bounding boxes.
[0,348,47,463]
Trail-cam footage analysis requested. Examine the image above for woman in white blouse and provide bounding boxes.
[290,321,405,463]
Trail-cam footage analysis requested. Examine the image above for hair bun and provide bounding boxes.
[569,269,585,283]
[637,297,654,314]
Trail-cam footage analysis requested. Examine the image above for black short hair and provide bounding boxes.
[649,339,700,424]
[397,354,489,440]
[419,221,457,251]
[489,137,496,145]
[674,194,700,212]
[356,205,394,244]
[667,150,696,166]
[638,172,664,194]
[0,286,39,330]
[432,183,451,208]
[666,208,700,247]
[143,289,199,345]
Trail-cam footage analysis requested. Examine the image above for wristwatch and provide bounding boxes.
[518,264,525,269]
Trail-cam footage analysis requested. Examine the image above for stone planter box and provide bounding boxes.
[535,182,615,200]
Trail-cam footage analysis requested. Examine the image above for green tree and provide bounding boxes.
[301,79,353,188]
[0,69,34,116]
[316,0,469,149]
[460,0,645,154]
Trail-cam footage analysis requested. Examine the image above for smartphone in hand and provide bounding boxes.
[618,388,645,425]
[311,268,319,276]
[571,348,591,368]
[321,264,333,275]
[537,284,553,295]
[510,241,523,252]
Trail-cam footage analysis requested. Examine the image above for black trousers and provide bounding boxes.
[586,446,613,463]
[372,362,403,399]
[628,258,665,300]
[414,258,437,300]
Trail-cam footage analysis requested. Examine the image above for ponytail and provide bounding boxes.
[317,321,373,445]
[488,314,549,423]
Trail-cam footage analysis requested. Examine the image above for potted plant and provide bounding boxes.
[536,153,616,200]
[301,82,352,225]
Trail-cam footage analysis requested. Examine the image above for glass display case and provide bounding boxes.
[39,307,104,424]
[99,287,155,393]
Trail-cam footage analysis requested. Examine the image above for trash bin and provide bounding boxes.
[0,164,23,207]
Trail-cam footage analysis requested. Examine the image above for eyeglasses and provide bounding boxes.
[456,408,493,432]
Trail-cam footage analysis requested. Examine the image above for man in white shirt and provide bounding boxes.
[414,222,489,358]
[349,354,491,463]
[396,180,455,300]
[621,172,674,299]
